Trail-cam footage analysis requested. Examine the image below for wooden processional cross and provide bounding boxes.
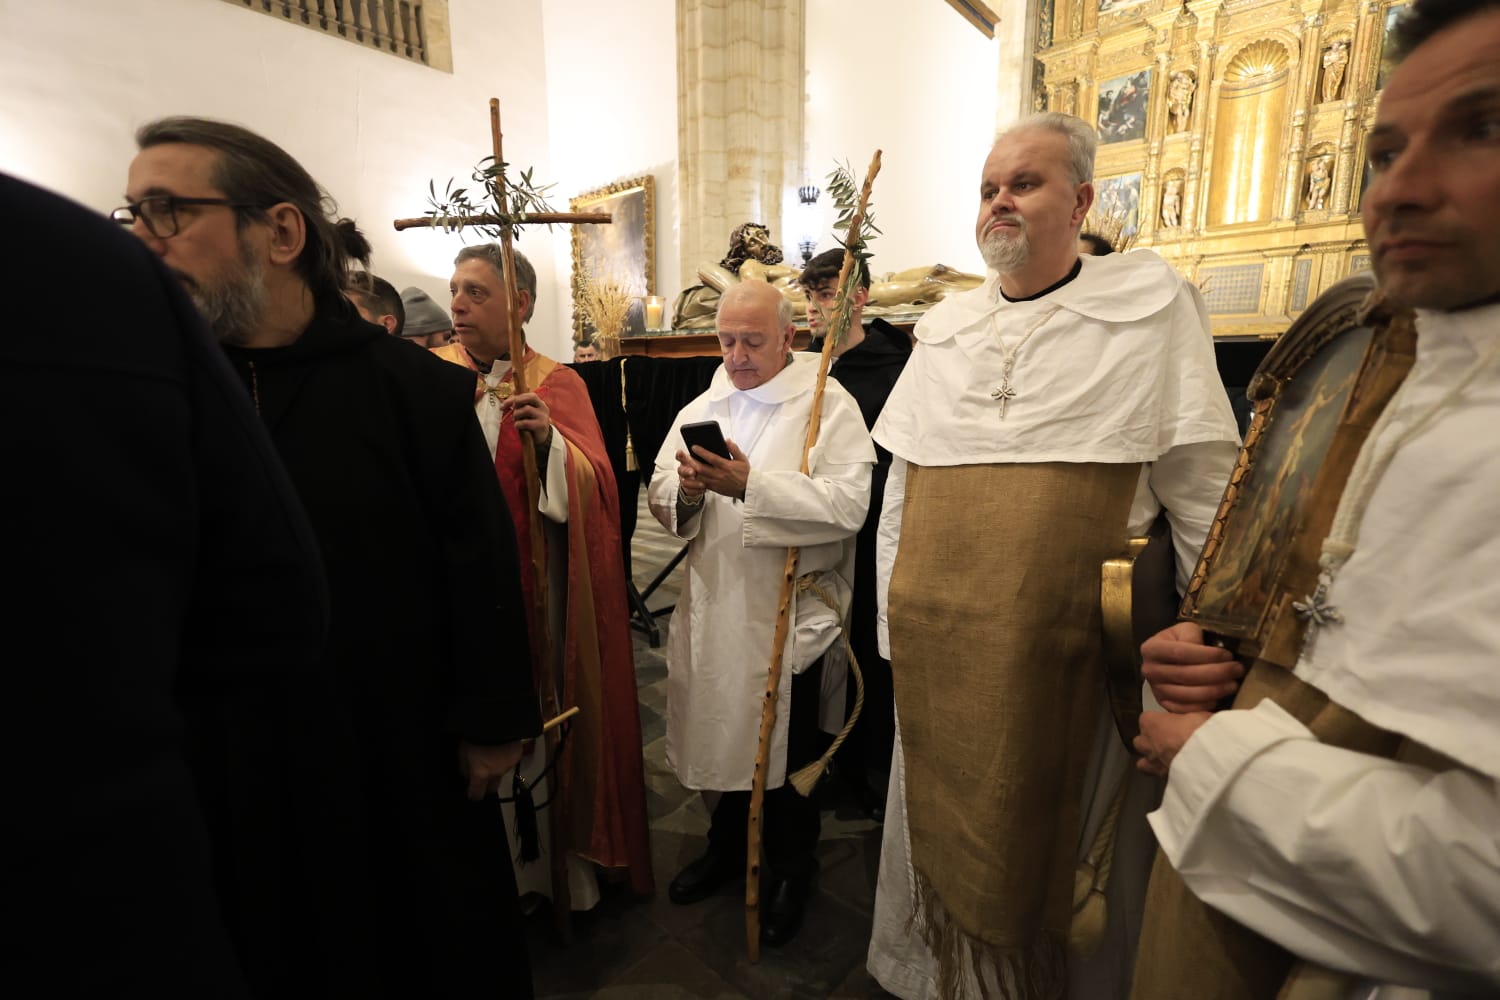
[393,98,611,941]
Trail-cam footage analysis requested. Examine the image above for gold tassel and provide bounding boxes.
[1067,761,1130,957]
[620,358,637,472]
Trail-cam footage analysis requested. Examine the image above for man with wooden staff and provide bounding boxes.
[433,243,654,906]
[647,279,874,947]
[119,117,542,997]
[866,111,1240,1000]
[1131,0,1500,994]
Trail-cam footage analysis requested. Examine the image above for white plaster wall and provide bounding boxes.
[803,0,1005,277]
[0,0,571,356]
[540,0,679,343]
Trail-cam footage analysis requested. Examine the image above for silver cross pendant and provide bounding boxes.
[1293,579,1343,630]
[990,380,1017,419]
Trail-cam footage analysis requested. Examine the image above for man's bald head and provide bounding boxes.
[716,281,796,390]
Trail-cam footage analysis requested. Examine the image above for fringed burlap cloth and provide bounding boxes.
[890,461,1139,1000]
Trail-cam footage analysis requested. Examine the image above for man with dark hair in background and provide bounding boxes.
[1130,0,1500,995]
[120,116,541,998]
[345,270,405,335]
[798,247,911,819]
[434,243,655,906]
[1078,231,1115,256]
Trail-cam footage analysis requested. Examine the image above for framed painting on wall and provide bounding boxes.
[1089,173,1142,242]
[1097,71,1150,144]
[569,175,656,343]
[1376,3,1406,90]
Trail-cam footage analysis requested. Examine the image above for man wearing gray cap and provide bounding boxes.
[401,286,456,348]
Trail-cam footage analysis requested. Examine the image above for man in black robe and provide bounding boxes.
[120,117,543,998]
[801,249,911,819]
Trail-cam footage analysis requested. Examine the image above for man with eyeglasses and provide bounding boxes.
[120,117,543,999]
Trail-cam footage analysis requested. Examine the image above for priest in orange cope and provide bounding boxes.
[434,243,653,903]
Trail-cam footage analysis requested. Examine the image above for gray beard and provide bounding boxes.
[186,241,268,346]
[979,220,1030,273]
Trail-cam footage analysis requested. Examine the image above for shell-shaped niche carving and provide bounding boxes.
[1223,39,1293,84]
[1210,39,1293,225]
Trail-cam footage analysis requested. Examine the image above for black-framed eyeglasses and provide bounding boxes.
[110,195,257,239]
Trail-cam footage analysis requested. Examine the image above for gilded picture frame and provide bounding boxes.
[1179,272,1414,657]
[569,175,656,344]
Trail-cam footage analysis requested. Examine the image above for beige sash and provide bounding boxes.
[890,461,1139,999]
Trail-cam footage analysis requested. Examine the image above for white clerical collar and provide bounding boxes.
[705,351,818,404]
[920,249,1185,346]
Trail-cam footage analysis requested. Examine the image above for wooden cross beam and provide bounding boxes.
[392,210,611,231]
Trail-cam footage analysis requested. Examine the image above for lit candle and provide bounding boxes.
[644,295,665,331]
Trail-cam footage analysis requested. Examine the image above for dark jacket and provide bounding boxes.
[808,317,911,785]
[5,172,332,997]
[221,301,542,997]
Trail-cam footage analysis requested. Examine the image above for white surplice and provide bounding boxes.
[647,353,875,791]
[1151,302,1500,998]
[868,250,1241,999]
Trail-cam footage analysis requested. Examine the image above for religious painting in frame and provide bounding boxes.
[1179,272,1412,654]
[1096,71,1150,144]
[1098,0,1152,13]
[569,175,656,342]
[1375,3,1406,91]
[1089,173,1142,241]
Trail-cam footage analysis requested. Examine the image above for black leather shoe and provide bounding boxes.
[758,876,811,947]
[668,847,738,905]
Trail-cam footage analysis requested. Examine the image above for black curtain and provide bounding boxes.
[567,355,723,576]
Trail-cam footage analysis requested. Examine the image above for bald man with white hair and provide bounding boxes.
[648,280,875,947]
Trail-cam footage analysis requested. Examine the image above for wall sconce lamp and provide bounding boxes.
[798,183,821,206]
[798,239,817,265]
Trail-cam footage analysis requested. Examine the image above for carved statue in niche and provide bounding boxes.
[1304,154,1334,210]
[1161,175,1184,228]
[1055,81,1078,116]
[1167,71,1197,132]
[1321,39,1350,102]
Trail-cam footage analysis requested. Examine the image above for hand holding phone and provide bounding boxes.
[675,420,749,501]
[679,420,732,461]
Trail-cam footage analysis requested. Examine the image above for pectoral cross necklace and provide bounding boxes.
[989,308,1056,420]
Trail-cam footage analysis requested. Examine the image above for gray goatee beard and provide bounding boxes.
[185,240,268,347]
[979,215,1029,272]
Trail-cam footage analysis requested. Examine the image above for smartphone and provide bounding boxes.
[679,419,732,461]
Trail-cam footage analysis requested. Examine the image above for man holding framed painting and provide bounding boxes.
[1132,0,1500,994]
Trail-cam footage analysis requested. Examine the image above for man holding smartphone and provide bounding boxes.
[647,280,875,947]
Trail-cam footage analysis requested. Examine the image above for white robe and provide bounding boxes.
[648,353,875,791]
[1151,303,1500,998]
[868,250,1241,999]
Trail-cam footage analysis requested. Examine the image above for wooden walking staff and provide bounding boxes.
[744,150,883,960]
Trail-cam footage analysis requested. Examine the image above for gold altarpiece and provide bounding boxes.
[1033,0,1406,337]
